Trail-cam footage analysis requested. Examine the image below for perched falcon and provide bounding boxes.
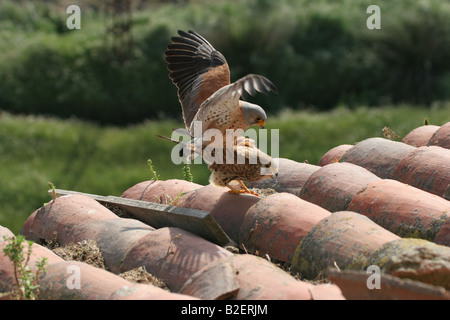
[156,134,278,196]
[207,138,278,196]
[164,30,278,138]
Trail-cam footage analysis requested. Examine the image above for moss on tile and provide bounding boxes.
[363,238,450,290]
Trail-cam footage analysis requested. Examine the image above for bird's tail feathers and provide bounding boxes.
[172,127,191,137]
[156,134,202,162]
[156,134,180,144]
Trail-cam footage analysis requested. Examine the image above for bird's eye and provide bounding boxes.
[256,117,262,122]
[265,163,271,168]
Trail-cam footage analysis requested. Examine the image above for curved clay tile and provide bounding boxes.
[364,238,450,290]
[232,254,344,300]
[291,211,400,280]
[0,226,14,242]
[0,240,63,293]
[22,194,118,245]
[348,179,450,241]
[239,192,331,263]
[249,158,321,196]
[318,144,353,166]
[403,125,440,147]
[340,138,415,179]
[39,261,194,300]
[299,162,380,212]
[21,194,238,299]
[121,179,202,204]
[392,146,450,198]
[120,227,237,299]
[428,121,450,149]
[176,184,260,242]
[436,220,450,247]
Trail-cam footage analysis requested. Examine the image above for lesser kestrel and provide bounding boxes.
[206,138,278,196]
[164,30,278,138]
[162,30,279,196]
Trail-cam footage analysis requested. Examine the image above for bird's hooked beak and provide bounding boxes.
[269,159,279,179]
[257,120,266,129]
[260,164,278,179]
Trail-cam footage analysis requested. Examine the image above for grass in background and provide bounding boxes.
[1,103,449,234]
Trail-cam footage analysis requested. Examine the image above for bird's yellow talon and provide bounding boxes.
[226,181,260,196]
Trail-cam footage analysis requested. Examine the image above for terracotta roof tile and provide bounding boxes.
[249,158,321,196]
[299,162,380,212]
[318,144,353,166]
[0,226,14,242]
[428,122,450,149]
[348,179,450,242]
[328,269,450,300]
[340,137,415,179]
[291,211,400,279]
[392,146,450,197]
[38,261,193,300]
[403,125,440,147]
[240,192,330,262]
[232,254,344,300]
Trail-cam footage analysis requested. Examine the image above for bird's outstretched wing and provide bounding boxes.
[214,74,278,101]
[190,74,278,134]
[165,30,231,130]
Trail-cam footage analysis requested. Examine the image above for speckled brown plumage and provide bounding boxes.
[164,30,278,196]
[164,30,277,137]
[206,139,278,196]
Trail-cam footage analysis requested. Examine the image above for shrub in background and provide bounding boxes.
[1,0,450,124]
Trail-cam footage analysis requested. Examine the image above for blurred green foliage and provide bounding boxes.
[1,0,450,125]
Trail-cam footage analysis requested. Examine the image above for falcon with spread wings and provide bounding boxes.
[164,30,278,138]
[162,30,279,196]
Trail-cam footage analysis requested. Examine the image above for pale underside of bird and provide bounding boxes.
[163,30,278,196]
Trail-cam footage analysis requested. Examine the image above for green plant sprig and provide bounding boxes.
[2,235,47,300]
[147,159,159,181]
[182,161,193,183]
